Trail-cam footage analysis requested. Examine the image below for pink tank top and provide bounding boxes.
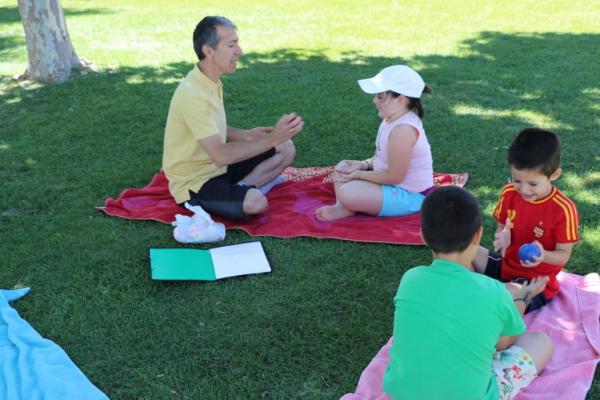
[372,111,433,193]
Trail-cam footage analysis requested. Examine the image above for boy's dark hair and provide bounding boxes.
[508,127,561,177]
[388,85,432,118]
[421,186,482,253]
[193,16,236,61]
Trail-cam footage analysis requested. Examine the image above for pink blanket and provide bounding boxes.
[98,167,468,245]
[340,272,600,400]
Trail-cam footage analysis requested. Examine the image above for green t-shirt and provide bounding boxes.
[383,259,525,400]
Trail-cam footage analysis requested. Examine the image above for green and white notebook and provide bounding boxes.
[149,241,271,281]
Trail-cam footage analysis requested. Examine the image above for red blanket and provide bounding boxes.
[98,167,468,245]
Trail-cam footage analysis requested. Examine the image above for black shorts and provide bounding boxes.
[483,251,551,313]
[182,148,276,220]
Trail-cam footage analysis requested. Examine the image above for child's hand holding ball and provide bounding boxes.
[519,242,543,267]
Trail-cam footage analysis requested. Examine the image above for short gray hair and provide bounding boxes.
[193,16,237,60]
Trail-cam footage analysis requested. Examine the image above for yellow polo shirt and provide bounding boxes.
[162,66,227,203]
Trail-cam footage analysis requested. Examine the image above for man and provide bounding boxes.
[162,16,303,220]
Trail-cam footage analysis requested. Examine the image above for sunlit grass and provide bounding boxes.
[452,104,571,129]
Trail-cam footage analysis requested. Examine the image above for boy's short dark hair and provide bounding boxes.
[508,127,561,177]
[421,186,482,253]
[193,16,236,61]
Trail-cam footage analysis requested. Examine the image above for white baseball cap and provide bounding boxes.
[358,65,425,98]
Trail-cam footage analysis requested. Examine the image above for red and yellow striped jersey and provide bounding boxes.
[493,183,579,298]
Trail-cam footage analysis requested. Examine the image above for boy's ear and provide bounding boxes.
[550,168,562,182]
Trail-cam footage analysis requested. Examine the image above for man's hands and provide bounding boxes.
[272,113,304,141]
[245,113,303,145]
[210,114,302,168]
[246,126,273,140]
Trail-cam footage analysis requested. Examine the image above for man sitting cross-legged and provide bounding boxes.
[162,16,304,219]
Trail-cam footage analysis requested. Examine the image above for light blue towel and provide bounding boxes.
[0,288,109,400]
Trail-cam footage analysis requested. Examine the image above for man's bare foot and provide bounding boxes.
[315,204,355,221]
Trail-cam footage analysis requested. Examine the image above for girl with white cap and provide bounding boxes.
[316,65,434,221]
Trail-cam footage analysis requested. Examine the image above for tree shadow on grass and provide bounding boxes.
[0,34,23,59]
[0,6,22,25]
[0,30,599,398]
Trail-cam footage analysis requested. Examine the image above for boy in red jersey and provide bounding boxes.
[473,128,579,312]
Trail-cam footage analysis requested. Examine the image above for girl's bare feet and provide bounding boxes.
[315,204,355,221]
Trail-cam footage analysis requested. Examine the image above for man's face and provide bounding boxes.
[211,25,243,75]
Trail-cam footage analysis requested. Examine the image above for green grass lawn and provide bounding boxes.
[1,0,599,398]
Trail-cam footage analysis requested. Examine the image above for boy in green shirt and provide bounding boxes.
[383,186,553,399]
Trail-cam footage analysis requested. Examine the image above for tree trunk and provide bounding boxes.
[17,0,92,82]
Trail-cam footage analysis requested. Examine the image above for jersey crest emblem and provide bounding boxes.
[533,222,544,238]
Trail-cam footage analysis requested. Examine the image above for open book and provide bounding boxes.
[149,241,271,281]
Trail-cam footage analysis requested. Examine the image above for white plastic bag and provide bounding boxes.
[172,203,226,244]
